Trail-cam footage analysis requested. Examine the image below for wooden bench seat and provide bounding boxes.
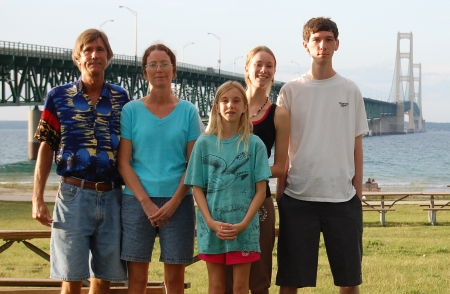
[0,279,190,289]
[0,231,51,241]
[362,208,395,226]
[0,230,191,292]
[422,208,450,226]
[0,287,165,293]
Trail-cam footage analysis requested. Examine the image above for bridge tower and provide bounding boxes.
[413,63,424,131]
[395,32,415,133]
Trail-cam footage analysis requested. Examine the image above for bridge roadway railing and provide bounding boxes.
[1,41,403,121]
[363,97,397,121]
[0,41,284,117]
[0,41,259,81]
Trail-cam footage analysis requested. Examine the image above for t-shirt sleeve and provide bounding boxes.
[184,138,204,187]
[34,89,61,151]
[187,104,202,142]
[354,88,369,137]
[120,103,133,141]
[198,114,206,134]
[276,85,291,112]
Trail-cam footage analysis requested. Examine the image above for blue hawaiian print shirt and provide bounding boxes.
[35,77,130,182]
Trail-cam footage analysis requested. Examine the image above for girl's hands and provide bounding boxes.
[212,221,248,240]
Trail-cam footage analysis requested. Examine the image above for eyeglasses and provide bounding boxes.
[145,62,173,69]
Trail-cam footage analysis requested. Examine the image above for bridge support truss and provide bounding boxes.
[0,41,283,121]
[395,32,424,133]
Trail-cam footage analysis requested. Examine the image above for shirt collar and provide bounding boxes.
[75,76,113,100]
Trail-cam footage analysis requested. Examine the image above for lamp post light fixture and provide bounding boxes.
[207,32,221,76]
[98,20,114,30]
[291,61,301,77]
[233,56,243,76]
[182,42,194,63]
[119,6,138,59]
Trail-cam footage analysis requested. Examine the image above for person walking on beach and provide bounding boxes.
[32,29,129,293]
[118,43,202,294]
[224,46,289,294]
[276,17,369,294]
[185,81,271,294]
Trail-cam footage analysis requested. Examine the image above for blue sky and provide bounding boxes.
[1,0,449,122]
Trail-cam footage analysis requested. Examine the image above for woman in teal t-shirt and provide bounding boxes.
[118,44,201,294]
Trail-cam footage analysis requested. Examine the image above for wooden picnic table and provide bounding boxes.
[420,192,450,225]
[0,230,50,261]
[362,191,450,226]
[0,230,190,293]
[362,191,422,226]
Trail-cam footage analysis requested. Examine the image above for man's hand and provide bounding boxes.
[32,198,53,227]
[32,142,54,227]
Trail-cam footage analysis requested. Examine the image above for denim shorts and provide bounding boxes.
[121,194,195,264]
[50,182,127,282]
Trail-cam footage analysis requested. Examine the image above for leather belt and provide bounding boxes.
[61,177,121,192]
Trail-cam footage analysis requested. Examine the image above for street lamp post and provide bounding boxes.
[207,33,221,76]
[98,20,114,30]
[233,56,243,76]
[119,6,138,60]
[182,42,194,63]
[291,61,301,77]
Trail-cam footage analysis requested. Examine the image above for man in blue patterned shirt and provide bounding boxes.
[32,29,129,293]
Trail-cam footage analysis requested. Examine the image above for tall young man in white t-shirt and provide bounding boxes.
[275,17,368,294]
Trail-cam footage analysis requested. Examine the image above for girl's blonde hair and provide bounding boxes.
[245,46,277,97]
[206,81,252,150]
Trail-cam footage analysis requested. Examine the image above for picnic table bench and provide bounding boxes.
[419,193,450,226]
[361,191,421,226]
[0,278,191,293]
[0,230,50,261]
[0,231,191,293]
[0,287,165,293]
[362,192,450,226]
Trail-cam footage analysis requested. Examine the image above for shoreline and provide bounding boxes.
[0,186,57,202]
[1,185,449,204]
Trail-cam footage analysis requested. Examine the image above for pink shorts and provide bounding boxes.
[199,251,260,265]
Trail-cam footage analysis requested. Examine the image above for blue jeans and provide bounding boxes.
[50,182,127,282]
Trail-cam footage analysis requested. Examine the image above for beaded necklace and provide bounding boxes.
[250,98,269,118]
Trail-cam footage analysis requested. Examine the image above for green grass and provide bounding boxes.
[1,202,450,293]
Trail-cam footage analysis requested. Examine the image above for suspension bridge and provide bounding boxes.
[0,34,424,158]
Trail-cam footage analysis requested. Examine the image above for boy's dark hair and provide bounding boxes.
[303,17,339,42]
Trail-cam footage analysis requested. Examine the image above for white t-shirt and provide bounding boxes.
[277,73,369,202]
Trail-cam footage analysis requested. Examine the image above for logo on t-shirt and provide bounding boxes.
[203,152,250,192]
[339,102,349,107]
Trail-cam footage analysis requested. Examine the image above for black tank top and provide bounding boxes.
[252,104,276,198]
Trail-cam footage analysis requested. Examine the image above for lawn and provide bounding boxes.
[1,201,449,293]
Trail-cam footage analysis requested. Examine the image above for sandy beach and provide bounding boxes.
[0,186,56,202]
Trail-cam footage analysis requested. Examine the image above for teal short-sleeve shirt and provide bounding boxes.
[185,133,271,254]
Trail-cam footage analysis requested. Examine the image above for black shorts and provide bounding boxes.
[276,193,363,288]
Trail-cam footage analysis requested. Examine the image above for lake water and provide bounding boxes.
[0,124,449,192]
